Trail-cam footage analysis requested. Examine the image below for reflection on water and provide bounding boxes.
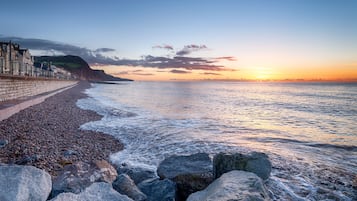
[77,81,357,200]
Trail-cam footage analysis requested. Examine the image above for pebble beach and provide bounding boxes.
[0,81,123,176]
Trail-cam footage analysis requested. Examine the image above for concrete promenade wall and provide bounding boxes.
[0,75,77,102]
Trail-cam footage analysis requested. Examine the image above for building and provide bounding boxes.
[0,41,73,79]
[51,65,72,79]
[0,41,34,75]
[18,49,34,76]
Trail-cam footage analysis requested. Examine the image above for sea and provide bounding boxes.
[76,81,357,201]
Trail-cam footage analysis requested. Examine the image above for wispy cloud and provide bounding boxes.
[133,73,154,76]
[0,36,236,72]
[153,44,174,51]
[95,48,116,53]
[201,72,222,76]
[113,69,153,76]
[113,71,129,75]
[170,69,191,74]
[176,44,207,56]
[215,56,237,61]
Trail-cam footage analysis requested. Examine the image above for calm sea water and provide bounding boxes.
[77,81,357,200]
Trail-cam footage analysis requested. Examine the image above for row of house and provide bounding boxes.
[0,42,34,76]
[0,41,74,79]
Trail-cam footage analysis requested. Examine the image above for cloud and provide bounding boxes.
[176,44,207,56]
[153,44,173,50]
[0,36,113,61]
[201,72,222,76]
[113,71,129,75]
[215,56,236,61]
[0,36,235,72]
[132,73,154,76]
[136,55,235,71]
[132,69,143,72]
[95,48,116,53]
[113,69,153,76]
[170,69,191,74]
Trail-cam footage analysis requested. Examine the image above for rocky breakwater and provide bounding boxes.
[157,153,214,200]
[187,170,270,201]
[0,151,272,201]
[157,152,272,201]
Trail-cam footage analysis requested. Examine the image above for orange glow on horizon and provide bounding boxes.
[91,63,357,82]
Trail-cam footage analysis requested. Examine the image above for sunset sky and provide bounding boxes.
[1,0,356,81]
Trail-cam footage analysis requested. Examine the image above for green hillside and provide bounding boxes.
[34,55,132,81]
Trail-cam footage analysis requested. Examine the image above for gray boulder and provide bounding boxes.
[213,152,272,180]
[138,178,176,201]
[0,139,8,148]
[50,182,133,201]
[51,160,117,198]
[117,164,157,184]
[187,170,271,201]
[112,174,147,201]
[0,165,52,201]
[157,153,213,200]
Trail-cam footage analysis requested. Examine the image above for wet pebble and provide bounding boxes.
[0,139,8,148]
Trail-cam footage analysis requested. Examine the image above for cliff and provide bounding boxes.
[34,55,132,81]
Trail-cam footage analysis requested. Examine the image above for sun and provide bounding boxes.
[254,67,272,80]
[256,73,270,80]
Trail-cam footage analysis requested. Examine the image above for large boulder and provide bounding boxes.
[117,164,157,184]
[187,170,271,201]
[51,160,117,198]
[138,178,176,201]
[213,152,272,180]
[50,182,133,201]
[157,153,213,200]
[112,174,147,201]
[0,165,52,201]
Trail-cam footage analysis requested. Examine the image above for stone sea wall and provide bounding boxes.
[0,75,77,102]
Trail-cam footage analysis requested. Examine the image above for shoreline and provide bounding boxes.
[0,81,123,176]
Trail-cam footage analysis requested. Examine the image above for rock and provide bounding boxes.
[50,182,133,201]
[117,164,157,184]
[213,152,272,180]
[15,154,40,165]
[138,178,176,201]
[63,149,79,157]
[112,174,147,201]
[51,160,118,198]
[0,139,8,148]
[0,165,52,201]
[353,175,357,189]
[157,153,213,200]
[187,170,271,201]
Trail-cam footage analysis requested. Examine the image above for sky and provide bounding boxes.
[1,0,356,81]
